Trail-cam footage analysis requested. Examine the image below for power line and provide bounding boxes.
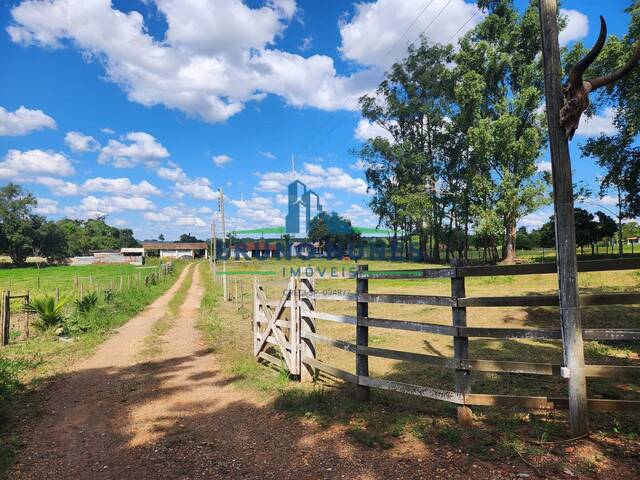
[379,0,438,66]
[415,0,455,45]
[445,6,481,44]
[300,0,441,154]
[306,2,479,156]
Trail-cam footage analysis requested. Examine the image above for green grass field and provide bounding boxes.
[0,260,166,297]
[198,258,640,477]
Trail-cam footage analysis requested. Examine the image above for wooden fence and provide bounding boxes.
[253,258,640,425]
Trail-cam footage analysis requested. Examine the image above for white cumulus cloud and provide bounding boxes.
[213,154,232,167]
[354,119,394,142]
[81,177,161,196]
[257,162,368,195]
[34,197,59,215]
[65,195,155,218]
[98,131,169,168]
[65,131,100,152]
[0,149,74,178]
[559,9,589,47]
[536,161,552,173]
[339,0,481,69]
[575,107,617,137]
[157,166,188,182]
[0,105,56,136]
[8,0,375,122]
[175,178,220,201]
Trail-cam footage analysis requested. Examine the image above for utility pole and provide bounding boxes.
[211,216,217,276]
[219,188,228,301]
[538,0,588,436]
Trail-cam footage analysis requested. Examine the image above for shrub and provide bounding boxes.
[75,292,98,315]
[25,296,68,332]
[63,315,90,336]
[103,288,115,303]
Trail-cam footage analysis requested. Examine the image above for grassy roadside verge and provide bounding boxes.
[0,261,188,477]
[196,262,290,392]
[139,264,195,359]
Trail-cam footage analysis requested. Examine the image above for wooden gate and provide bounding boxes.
[253,277,316,378]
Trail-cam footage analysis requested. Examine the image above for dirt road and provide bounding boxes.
[12,265,517,480]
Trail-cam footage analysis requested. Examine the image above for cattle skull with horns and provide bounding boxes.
[560,16,640,141]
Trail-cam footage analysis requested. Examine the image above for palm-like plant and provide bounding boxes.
[25,296,69,331]
[75,292,98,315]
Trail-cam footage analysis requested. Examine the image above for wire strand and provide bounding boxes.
[305,2,481,156]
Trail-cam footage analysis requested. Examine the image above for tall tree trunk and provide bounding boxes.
[419,228,427,263]
[503,221,518,264]
[618,188,624,259]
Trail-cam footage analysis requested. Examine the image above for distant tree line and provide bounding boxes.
[515,209,625,255]
[0,183,139,265]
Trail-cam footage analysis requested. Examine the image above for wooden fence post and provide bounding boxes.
[25,289,30,339]
[300,277,316,382]
[253,279,260,356]
[2,291,10,346]
[234,278,239,308]
[356,265,370,400]
[452,260,472,426]
[539,0,589,436]
[56,287,60,303]
[290,277,300,377]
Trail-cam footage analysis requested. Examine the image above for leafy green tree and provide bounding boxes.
[358,40,456,261]
[159,233,165,241]
[622,221,640,239]
[179,233,199,243]
[309,212,360,255]
[539,217,556,249]
[57,219,89,256]
[574,209,598,255]
[34,221,69,263]
[594,210,618,253]
[0,184,41,265]
[515,226,537,250]
[461,0,548,263]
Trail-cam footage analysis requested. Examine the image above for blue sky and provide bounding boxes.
[0,0,635,240]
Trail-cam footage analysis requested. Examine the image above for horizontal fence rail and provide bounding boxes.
[254,259,640,422]
[356,258,640,280]
[302,292,640,308]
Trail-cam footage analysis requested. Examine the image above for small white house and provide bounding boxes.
[142,242,209,259]
[121,247,144,265]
